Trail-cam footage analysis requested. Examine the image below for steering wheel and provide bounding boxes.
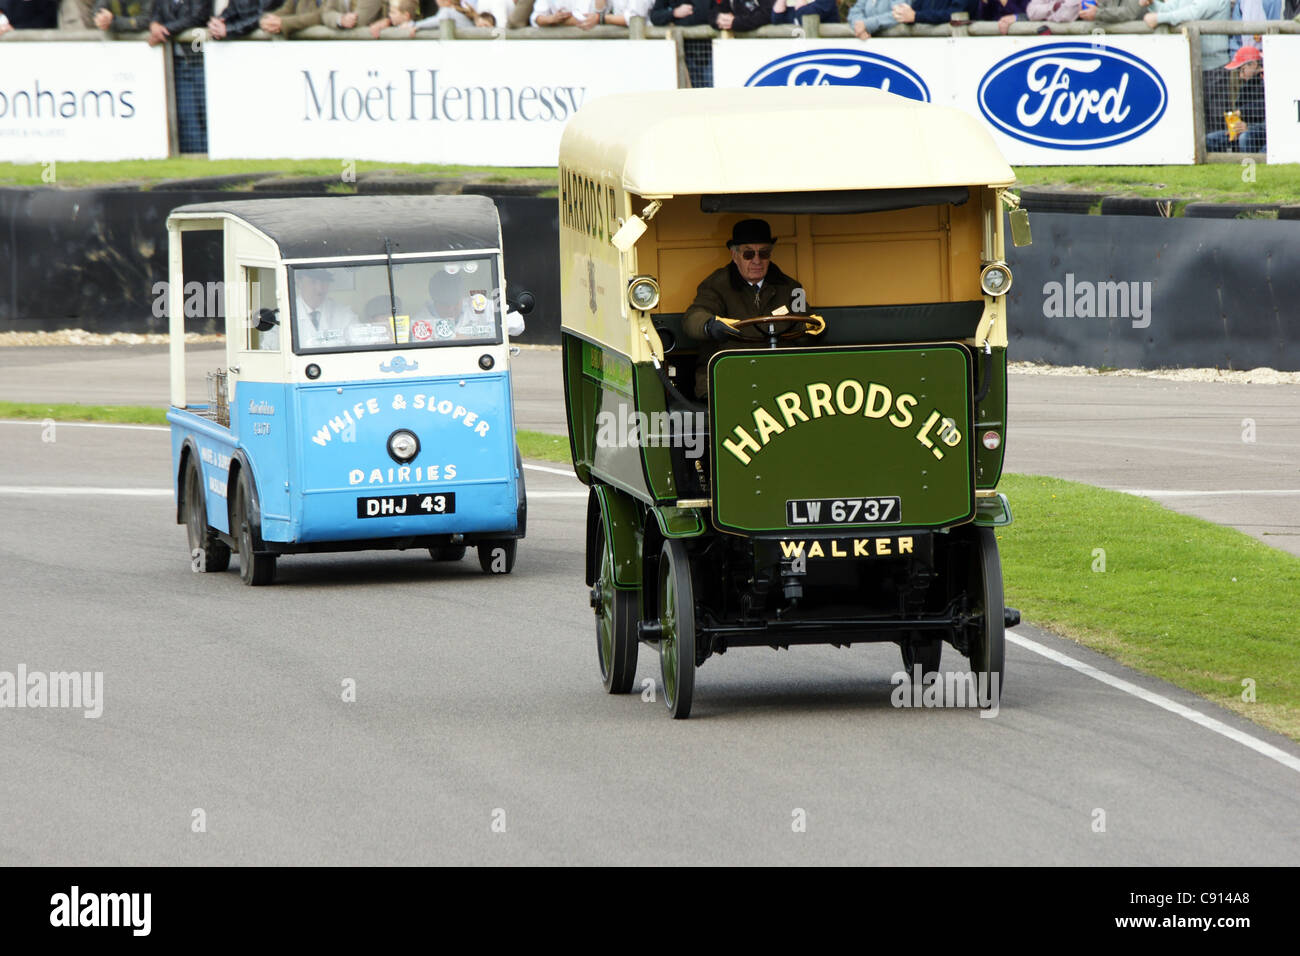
[724,313,826,341]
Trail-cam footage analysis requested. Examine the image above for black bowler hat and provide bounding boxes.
[727,219,777,248]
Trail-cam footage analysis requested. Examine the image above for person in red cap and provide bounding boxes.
[683,218,807,398]
[1206,45,1266,154]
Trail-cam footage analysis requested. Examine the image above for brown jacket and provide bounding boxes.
[267,0,324,31]
[322,0,382,25]
[683,259,805,396]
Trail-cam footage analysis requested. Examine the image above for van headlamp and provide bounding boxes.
[980,262,1013,297]
[627,276,661,312]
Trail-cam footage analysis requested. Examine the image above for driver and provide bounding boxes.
[296,270,358,349]
[683,219,807,397]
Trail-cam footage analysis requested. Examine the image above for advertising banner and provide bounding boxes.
[205,40,678,165]
[0,43,169,163]
[1263,35,1298,164]
[712,36,1195,165]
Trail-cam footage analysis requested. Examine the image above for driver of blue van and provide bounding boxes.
[296,270,359,349]
[683,218,806,397]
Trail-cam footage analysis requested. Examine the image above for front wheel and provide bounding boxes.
[658,538,696,719]
[964,527,1005,707]
[233,475,276,587]
[429,544,467,562]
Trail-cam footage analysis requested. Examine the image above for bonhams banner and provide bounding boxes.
[0,43,168,162]
[205,40,677,165]
[712,37,1195,165]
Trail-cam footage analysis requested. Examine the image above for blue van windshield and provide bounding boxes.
[290,256,500,354]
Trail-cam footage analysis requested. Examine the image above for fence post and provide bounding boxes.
[630,14,645,39]
[163,43,180,158]
[673,27,690,89]
[1184,24,1206,163]
[801,13,820,38]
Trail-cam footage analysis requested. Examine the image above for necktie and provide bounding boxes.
[310,309,321,331]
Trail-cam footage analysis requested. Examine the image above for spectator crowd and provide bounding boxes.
[0,0,1289,153]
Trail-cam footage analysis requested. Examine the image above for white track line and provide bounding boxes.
[1008,630,1300,775]
[0,419,167,432]
[526,491,586,499]
[523,463,578,478]
[0,486,170,496]
[1119,488,1300,498]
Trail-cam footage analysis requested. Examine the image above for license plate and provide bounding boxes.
[785,496,901,526]
[356,493,456,518]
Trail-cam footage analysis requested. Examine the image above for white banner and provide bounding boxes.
[712,37,1195,165]
[205,40,678,165]
[1263,35,1299,164]
[0,43,168,163]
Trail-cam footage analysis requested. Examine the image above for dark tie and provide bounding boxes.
[751,284,761,307]
[310,309,321,331]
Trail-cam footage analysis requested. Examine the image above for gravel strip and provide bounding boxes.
[1009,361,1300,385]
[0,330,225,347]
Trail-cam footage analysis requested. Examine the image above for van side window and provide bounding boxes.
[244,266,280,352]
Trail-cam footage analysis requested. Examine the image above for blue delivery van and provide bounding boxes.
[165,196,533,585]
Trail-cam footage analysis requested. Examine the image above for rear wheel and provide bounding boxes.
[658,538,696,720]
[964,528,1005,707]
[900,634,942,681]
[478,539,517,574]
[184,459,230,573]
[233,475,276,587]
[594,519,638,694]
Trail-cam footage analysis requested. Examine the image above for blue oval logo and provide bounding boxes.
[977,42,1167,150]
[745,49,930,102]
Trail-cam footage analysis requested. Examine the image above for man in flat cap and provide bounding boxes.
[683,218,807,397]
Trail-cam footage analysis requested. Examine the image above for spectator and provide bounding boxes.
[367,0,415,31]
[322,0,383,28]
[711,0,772,29]
[978,0,1027,31]
[771,0,840,21]
[409,0,476,27]
[604,0,652,24]
[1142,0,1231,127]
[62,0,95,27]
[532,0,596,22]
[261,0,326,34]
[148,0,210,43]
[1077,0,1140,21]
[209,0,277,36]
[1230,0,1282,53]
[891,0,977,24]
[1026,0,1079,21]
[649,0,708,22]
[1206,44,1266,152]
[0,0,61,31]
[92,0,152,31]
[849,0,900,36]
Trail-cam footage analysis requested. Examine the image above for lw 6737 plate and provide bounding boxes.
[785,496,901,527]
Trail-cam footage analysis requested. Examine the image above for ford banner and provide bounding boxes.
[712,37,1194,165]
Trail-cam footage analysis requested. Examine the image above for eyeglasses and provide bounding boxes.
[738,247,773,261]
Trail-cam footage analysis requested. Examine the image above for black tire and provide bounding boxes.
[593,517,638,694]
[233,475,276,587]
[477,539,517,574]
[900,634,942,681]
[658,538,696,720]
[184,459,230,573]
[429,544,467,562]
[964,527,1005,707]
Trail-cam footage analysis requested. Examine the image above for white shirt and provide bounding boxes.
[609,0,651,16]
[531,0,596,25]
[297,296,359,350]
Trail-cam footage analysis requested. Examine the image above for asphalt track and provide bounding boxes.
[0,347,1298,864]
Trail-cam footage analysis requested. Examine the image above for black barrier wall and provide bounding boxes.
[1006,213,1300,371]
[0,189,561,346]
[2,189,1297,369]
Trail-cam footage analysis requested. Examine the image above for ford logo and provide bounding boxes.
[745,49,930,102]
[977,42,1167,149]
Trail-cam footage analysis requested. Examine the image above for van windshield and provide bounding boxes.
[290,256,500,354]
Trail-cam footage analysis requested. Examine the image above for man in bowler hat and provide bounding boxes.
[683,218,807,397]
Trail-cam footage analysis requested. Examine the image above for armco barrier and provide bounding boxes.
[0,189,560,346]
[3,188,1295,369]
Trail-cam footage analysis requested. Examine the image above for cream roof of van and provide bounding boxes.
[559,87,1015,196]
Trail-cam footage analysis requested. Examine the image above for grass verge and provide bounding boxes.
[999,474,1300,742]
[1014,164,1300,206]
[4,401,1295,739]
